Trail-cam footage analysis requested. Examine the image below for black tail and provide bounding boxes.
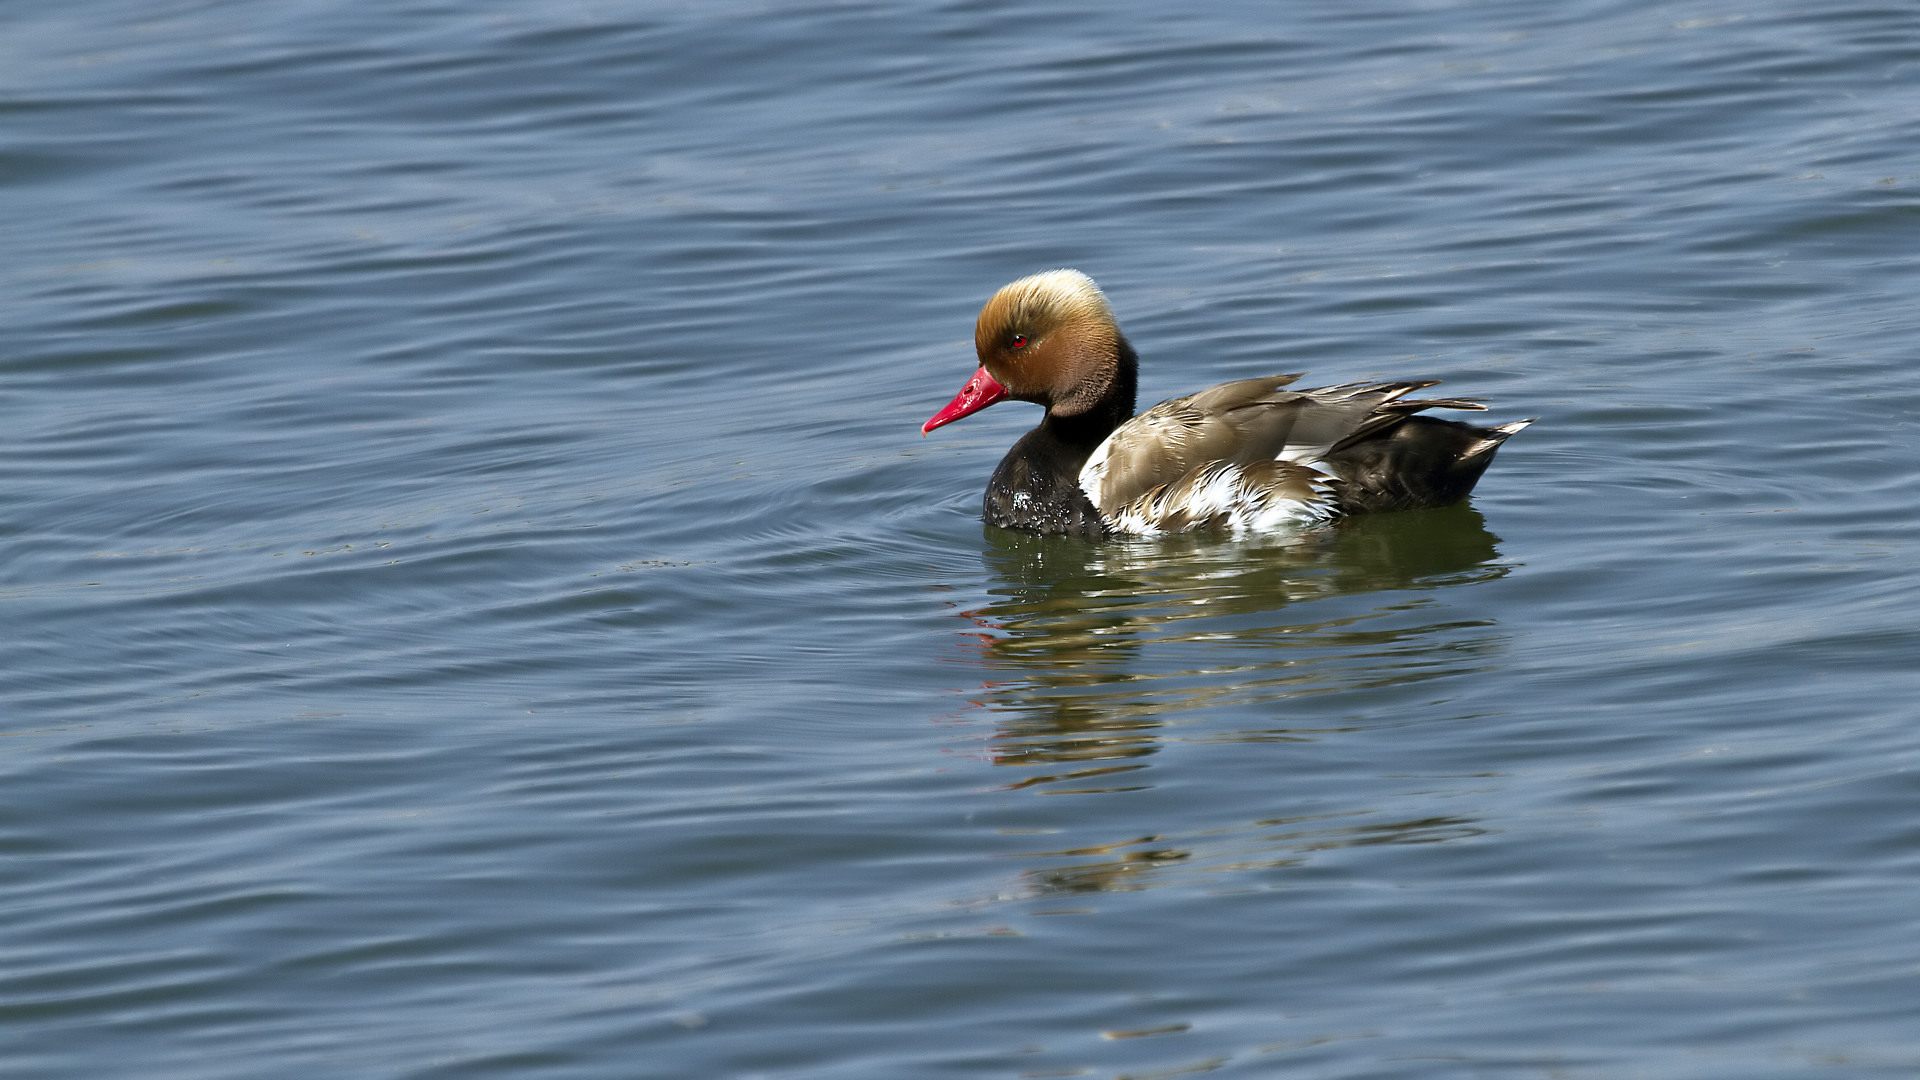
[1325,416,1533,514]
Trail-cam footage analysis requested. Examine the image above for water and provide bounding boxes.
[5,1,1919,1077]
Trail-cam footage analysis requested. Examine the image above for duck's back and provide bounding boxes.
[1078,376,1529,534]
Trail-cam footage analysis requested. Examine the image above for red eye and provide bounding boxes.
[1010,334,1028,349]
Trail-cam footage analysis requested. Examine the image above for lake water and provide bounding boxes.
[6,1,1920,1077]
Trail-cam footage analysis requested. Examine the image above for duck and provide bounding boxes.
[922,269,1531,539]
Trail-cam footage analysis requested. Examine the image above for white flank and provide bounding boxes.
[1098,461,1340,536]
[1077,438,1114,498]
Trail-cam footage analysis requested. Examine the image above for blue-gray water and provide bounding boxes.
[6,2,1920,1077]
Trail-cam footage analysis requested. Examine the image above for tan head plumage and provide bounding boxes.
[973,269,1123,415]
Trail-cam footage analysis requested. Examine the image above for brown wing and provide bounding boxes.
[1080,375,1466,514]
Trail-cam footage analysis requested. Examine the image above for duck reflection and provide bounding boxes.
[952,504,1512,893]
[1016,814,1490,895]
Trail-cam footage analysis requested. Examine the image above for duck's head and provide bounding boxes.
[923,269,1124,435]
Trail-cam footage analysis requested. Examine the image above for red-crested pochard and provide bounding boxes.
[923,270,1531,538]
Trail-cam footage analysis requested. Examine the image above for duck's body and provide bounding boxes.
[924,270,1531,540]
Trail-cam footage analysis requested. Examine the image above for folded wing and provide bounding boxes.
[1079,375,1521,534]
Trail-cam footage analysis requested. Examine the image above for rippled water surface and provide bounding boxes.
[7,1,1920,1077]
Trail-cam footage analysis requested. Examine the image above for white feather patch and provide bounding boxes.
[1099,461,1339,536]
[1078,438,1114,498]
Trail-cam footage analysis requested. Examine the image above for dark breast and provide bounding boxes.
[982,425,1112,539]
